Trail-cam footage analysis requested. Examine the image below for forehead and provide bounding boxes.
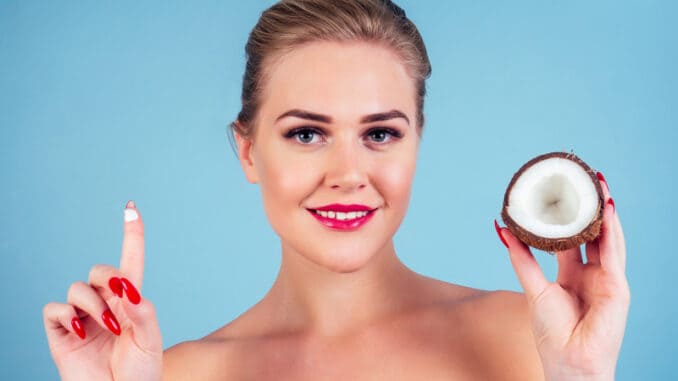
[258,41,416,123]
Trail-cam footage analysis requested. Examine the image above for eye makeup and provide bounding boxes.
[363,127,403,144]
[282,125,405,147]
[283,126,327,145]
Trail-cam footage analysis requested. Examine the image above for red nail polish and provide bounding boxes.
[607,197,615,213]
[494,219,509,248]
[102,309,121,336]
[120,277,141,305]
[596,171,609,191]
[71,316,86,340]
[109,277,123,298]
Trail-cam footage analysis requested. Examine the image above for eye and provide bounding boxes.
[284,127,324,145]
[296,129,316,144]
[365,128,402,144]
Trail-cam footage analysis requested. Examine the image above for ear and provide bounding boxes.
[234,125,259,184]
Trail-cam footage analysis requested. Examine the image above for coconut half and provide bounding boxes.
[501,152,604,252]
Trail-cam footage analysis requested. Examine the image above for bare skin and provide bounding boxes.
[163,259,544,380]
[44,41,628,381]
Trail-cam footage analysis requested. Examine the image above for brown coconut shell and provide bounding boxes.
[501,152,605,253]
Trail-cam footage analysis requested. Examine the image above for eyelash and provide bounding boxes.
[284,127,325,144]
[283,127,403,145]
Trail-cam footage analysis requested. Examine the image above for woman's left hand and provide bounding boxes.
[496,173,630,381]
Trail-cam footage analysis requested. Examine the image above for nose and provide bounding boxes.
[323,140,368,192]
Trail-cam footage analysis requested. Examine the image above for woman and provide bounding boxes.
[43,1,630,379]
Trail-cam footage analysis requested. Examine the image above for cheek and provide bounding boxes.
[374,154,417,208]
[258,151,320,207]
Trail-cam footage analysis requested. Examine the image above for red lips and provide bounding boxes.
[312,204,373,212]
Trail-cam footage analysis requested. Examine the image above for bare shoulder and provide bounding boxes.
[163,340,199,381]
[462,289,530,325]
[162,333,239,381]
[457,289,533,343]
[447,288,545,380]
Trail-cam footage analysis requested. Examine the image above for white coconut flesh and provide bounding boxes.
[506,157,599,239]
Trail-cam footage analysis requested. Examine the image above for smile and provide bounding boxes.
[313,210,369,220]
[307,204,376,231]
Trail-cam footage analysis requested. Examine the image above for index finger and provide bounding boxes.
[120,200,145,289]
[496,222,549,303]
[596,171,626,272]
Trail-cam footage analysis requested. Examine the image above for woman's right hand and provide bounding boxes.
[43,201,163,381]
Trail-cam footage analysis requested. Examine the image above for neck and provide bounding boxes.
[261,240,422,336]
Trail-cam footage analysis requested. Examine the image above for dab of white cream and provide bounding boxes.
[124,209,139,222]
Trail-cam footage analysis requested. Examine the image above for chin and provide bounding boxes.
[278,222,397,274]
[322,257,368,274]
[305,243,386,274]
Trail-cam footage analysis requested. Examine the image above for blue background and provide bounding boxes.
[1,1,676,379]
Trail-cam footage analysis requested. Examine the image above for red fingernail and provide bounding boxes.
[494,219,509,248]
[71,316,86,340]
[120,277,141,305]
[109,277,123,298]
[102,309,121,336]
[607,197,615,213]
[596,171,609,191]
[126,200,136,209]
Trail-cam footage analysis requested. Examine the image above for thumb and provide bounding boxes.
[122,294,163,353]
[495,220,548,303]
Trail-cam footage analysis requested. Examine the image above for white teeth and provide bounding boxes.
[315,209,371,220]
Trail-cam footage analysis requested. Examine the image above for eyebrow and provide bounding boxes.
[275,109,410,125]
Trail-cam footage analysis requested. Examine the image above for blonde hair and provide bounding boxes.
[232,0,432,138]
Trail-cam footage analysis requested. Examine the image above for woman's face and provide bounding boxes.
[237,41,419,272]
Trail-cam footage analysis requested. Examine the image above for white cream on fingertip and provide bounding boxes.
[124,208,139,222]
